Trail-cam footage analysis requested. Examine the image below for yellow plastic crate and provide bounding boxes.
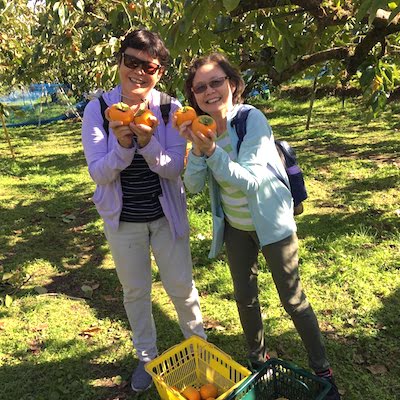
[145,336,252,400]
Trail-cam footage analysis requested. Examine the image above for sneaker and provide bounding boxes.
[321,375,341,400]
[131,360,153,393]
[247,353,270,372]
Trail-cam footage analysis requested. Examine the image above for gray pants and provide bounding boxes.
[224,222,330,372]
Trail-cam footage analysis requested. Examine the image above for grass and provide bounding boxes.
[0,96,399,400]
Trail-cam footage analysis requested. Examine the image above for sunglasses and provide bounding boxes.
[122,53,162,75]
[192,76,229,94]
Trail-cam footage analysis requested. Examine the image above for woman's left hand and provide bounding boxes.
[130,114,159,148]
[191,129,216,157]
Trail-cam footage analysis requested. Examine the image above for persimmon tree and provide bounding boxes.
[1,0,399,117]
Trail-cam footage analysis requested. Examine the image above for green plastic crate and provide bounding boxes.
[225,358,331,400]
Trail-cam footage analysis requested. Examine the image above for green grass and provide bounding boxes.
[1,96,399,400]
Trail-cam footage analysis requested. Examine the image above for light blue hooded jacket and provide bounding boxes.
[183,104,297,258]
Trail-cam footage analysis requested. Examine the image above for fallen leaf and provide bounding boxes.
[81,285,93,298]
[366,364,387,375]
[203,318,225,331]
[34,286,48,295]
[102,295,118,302]
[31,323,48,332]
[353,353,365,364]
[79,326,101,338]
[0,321,5,330]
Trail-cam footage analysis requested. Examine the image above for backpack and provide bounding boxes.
[231,104,307,215]
[98,92,172,136]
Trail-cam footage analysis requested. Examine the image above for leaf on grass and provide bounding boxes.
[353,353,365,364]
[31,323,48,332]
[34,286,48,294]
[79,326,101,338]
[102,295,118,302]
[91,283,100,290]
[2,272,14,281]
[81,285,93,298]
[366,364,387,375]
[0,321,5,330]
[203,318,225,331]
[27,339,43,355]
[196,233,206,240]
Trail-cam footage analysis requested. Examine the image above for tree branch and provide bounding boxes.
[240,47,349,85]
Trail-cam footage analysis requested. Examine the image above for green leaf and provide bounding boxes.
[388,6,400,23]
[34,286,48,295]
[355,0,373,23]
[223,0,240,13]
[5,295,13,308]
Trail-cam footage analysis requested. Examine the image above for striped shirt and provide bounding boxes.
[119,152,164,222]
[215,131,254,231]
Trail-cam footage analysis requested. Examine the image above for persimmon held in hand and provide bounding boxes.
[191,115,217,137]
[181,386,201,400]
[109,102,135,125]
[174,106,197,127]
[134,109,156,127]
[199,383,218,399]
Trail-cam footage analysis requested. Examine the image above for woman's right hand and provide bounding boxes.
[175,119,204,157]
[105,108,135,148]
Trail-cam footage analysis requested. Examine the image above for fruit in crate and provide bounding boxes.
[199,383,218,399]
[181,386,201,400]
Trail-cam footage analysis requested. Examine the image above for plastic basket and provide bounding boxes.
[225,358,331,400]
[145,336,252,400]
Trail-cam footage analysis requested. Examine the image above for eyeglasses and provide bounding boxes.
[192,76,229,94]
[122,53,162,75]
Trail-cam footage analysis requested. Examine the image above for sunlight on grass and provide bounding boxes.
[1,97,399,400]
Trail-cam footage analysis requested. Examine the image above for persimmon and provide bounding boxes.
[181,386,201,400]
[109,102,135,125]
[174,106,197,127]
[128,3,136,11]
[134,109,156,127]
[191,115,217,138]
[199,383,218,400]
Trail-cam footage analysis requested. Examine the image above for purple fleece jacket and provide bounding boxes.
[81,85,189,239]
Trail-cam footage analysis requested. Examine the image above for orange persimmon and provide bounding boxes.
[191,115,217,137]
[109,102,135,125]
[174,106,197,127]
[134,109,156,127]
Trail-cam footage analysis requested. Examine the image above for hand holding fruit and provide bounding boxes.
[131,109,159,148]
[190,115,217,157]
[106,102,135,148]
[107,102,158,148]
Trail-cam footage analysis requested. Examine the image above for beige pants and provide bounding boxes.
[105,217,206,362]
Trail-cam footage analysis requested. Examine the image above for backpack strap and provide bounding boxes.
[159,92,172,126]
[230,104,254,154]
[231,104,289,190]
[98,95,110,136]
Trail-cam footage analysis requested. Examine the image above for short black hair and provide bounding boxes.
[116,29,170,67]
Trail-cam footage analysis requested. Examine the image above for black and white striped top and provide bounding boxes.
[119,153,164,222]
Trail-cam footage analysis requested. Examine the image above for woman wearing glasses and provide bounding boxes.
[81,29,206,394]
[177,52,341,400]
